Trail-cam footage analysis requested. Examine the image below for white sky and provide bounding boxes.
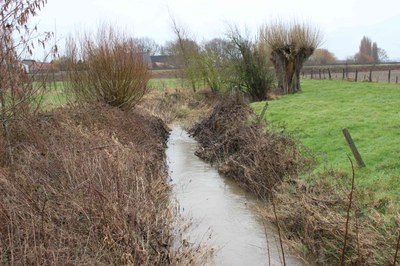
[32,0,400,60]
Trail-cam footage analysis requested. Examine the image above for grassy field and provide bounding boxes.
[252,79,400,205]
[148,78,181,90]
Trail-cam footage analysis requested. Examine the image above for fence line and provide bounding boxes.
[303,68,400,83]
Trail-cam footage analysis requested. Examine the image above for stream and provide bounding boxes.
[167,126,303,266]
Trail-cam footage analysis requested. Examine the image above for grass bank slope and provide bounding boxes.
[252,79,400,206]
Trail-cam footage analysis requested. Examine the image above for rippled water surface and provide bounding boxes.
[167,126,303,266]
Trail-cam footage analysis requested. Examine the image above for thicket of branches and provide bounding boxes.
[354,36,388,64]
[0,0,53,163]
[306,48,337,65]
[171,22,275,101]
[65,25,150,111]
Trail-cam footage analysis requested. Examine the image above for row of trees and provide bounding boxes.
[54,21,301,107]
[167,21,322,100]
[353,36,388,64]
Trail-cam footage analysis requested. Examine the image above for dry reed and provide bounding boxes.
[0,103,207,265]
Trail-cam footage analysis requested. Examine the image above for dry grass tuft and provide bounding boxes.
[139,88,217,127]
[189,97,303,197]
[262,170,400,265]
[188,97,400,265]
[0,103,206,265]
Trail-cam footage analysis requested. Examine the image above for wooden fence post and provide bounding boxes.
[342,68,345,80]
[319,69,321,79]
[396,76,398,84]
[328,68,332,80]
[342,128,366,167]
[311,69,314,79]
[388,69,391,83]
[355,69,358,82]
[369,69,373,82]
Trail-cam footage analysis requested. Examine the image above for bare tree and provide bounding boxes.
[372,42,379,63]
[355,36,374,63]
[306,48,337,65]
[378,48,389,62]
[132,37,161,56]
[170,17,201,92]
[262,21,322,94]
[0,0,53,163]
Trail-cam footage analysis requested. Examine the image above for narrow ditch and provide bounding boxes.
[167,125,303,266]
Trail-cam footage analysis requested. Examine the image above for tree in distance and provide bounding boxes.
[261,20,322,94]
[306,48,337,65]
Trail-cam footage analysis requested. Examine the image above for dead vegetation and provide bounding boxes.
[189,97,303,197]
[262,169,400,265]
[189,97,400,265]
[139,88,217,127]
[0,103,206,265]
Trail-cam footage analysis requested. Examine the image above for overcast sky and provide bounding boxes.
[32,0,400,60]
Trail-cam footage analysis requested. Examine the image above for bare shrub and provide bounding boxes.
[189,97,303,197]
[226,26,276,101]
[262,170,400,265]
[65,25,150,111]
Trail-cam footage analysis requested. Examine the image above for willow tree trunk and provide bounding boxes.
[270,46,314,94]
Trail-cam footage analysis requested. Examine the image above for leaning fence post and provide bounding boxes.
[328,68,332,80]
[342,128,366,167]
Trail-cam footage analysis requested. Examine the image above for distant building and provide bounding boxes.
[150,55,178,70]
[21,59,56,73]
[21,59,36,73]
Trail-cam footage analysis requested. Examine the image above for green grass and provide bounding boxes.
[148,78,181,90]
[40,92,67,110]
[252,79,400,205]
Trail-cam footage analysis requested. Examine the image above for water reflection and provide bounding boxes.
[167,126,302,266]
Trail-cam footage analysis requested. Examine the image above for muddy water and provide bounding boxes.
[167,126,303,266]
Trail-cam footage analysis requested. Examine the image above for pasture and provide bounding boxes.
[252,79,400,206]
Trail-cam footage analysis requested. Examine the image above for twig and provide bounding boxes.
[340,156,356,266]
[77,144,118,153]
[272,197,286,266]
[263,221,271,266]
[259,101,269,123]
[355,208,361,260]
[394,229,400,266]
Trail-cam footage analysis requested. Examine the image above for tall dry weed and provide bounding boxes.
[0,103,205,265]
[262,170,400,265]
